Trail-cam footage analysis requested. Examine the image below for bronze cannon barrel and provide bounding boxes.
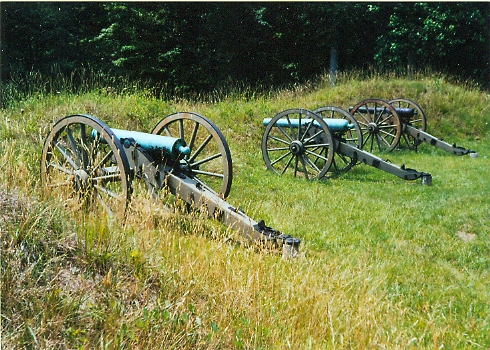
[93,128,191,159]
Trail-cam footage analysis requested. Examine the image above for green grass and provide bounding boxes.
[1,71,489,348]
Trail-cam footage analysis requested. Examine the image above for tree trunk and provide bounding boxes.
[407,52,415,79]
[330,45,338,86]
[487,2,490,88]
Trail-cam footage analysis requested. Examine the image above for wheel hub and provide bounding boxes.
[289,140,305,155]
[74,169,91,190]
[367,122,379,134]
[179,159,197,175]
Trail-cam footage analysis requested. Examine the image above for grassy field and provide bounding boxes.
[1,72,489,349]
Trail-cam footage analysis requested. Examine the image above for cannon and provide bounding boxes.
[41,113,300,257]
[261,108,432,184]
[348,98,475,155]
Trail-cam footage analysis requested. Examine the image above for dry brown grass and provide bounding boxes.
[1,72,489,348]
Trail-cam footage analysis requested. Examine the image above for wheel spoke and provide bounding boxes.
[300,121,315,142]
[269,134,292,146]
[90,149,114,176]
[310,146,323,165]
[373,107,386,124]
[304,154,321,174]
[79,123,90,168]
[336,153,351,167]
[191,169,225,178]
[192,175,219,194]
[357,120,369,128]
[305,142,331,149]
[151,112,232,197]
[190,152,222,168]
[162,126,172,137]
[401,133,412,148]
[331,157,339,172]
[94,192,115,218]
[190,134,212,163]
[93,183,125,201]
[66,128,82,168]
[41,115,131,221]
[361,132,372,148]
[350,99,401,153]
[293,155,299,177]
[298,156,310,180]
[303,130,324,144]
[377,133,393,147]
[262,109,334,180]
[92,172,122,182]
[276,125,294,143]
[389,98,427,150]
[47,160,76,176]
[285,115,296,140]
[54,141,79,170]
[267,146,290,152]
[378,113,395,125]
[188,121,199,152]
[297,112,302,140]
[270,150,293,166]
[305,149,329,163]
[280,154,294,175]
[177,118,185,140]
[355,112,371,125]
[378,128,397,139]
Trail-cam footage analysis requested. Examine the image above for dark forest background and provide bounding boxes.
[1,2,490,96]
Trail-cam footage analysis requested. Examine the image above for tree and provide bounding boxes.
[1,2,488,94]
[1,3,107,80]
[374,2,489,85]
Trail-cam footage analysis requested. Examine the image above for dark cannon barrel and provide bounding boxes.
[350,106,415,120]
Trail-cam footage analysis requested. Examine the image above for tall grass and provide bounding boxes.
[1,70,489,348]
[1,67,162,110]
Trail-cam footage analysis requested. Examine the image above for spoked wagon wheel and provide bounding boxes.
[313,106,362,175]
[152,112,233,198]
[41,114,132,221]
[389,98,427,150]
[261,108,335,180]
[349,98,402,153]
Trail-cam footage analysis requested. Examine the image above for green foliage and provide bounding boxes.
[2,2,489,95]
[374,2,489,81]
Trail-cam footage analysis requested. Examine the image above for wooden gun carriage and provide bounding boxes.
[41,113,300,258]
[349,98,475,155]
[261,107,432,185]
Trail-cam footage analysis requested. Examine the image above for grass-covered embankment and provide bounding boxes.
[1,72,489,348]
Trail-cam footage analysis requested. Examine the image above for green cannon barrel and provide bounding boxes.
[93,129,191,159]
[263,118,353,132]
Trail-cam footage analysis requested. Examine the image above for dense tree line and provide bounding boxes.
[1,2,489,94]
